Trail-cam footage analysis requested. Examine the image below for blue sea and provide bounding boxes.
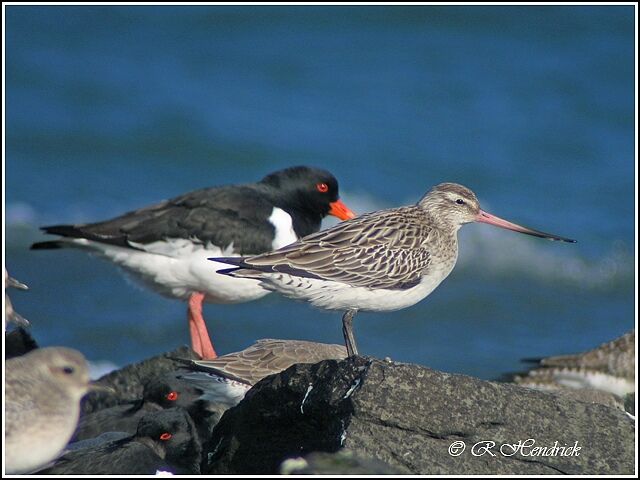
[5,5,636,380]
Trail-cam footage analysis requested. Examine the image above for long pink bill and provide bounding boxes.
[475,210,576,243]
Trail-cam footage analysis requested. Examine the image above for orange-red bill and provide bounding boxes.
[329,199,356,221]
[475,210,576,243]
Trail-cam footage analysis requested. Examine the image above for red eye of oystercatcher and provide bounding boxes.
[166,391,178,401]
[160,432,172,441]
[316,182,329,193]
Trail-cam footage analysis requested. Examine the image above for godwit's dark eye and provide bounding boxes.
[316,183,329,193]
[160,432,172,441]
[63,366,75,375]
[166,391,178,401]
[456,199,465,205]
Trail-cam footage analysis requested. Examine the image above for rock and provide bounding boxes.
[623,392,634,415]
[550,387,625,411]
[5,327,38,359]
[280,450,408,475]
[204,356,635,475]
[81,346,199,414]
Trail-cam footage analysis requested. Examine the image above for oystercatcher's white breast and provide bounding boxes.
[62,207,299,304]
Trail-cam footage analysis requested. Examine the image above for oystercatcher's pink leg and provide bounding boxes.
[188,292,217,359]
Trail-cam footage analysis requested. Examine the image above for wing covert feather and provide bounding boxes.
[244,207,436,289]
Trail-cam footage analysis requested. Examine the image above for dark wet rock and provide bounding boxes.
[623,392,634,415]
[279,450,408,475]
[550,387,625,411]
[81,346,199,414]
[5,327,38,359]
[204,356,635,475]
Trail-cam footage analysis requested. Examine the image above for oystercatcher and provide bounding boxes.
[73,371,219,442]
[37,407,202,475]
[214,182,575,356]
[31,166,355,359]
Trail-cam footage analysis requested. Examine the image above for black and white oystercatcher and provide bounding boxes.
[214,183,576,356]
[31,166,355,359]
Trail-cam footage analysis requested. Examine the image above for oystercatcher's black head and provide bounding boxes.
[259,166,355,231]
[143,373,210,412]
[135,407,201,474]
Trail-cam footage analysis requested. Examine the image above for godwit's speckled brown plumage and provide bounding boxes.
[215,183,576,356]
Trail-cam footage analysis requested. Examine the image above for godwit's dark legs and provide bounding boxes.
[342,308,359,357]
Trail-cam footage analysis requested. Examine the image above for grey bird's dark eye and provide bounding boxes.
[63,366,75,375]
[456,199,465,205]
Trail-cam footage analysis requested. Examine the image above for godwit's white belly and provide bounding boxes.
[255,263,455,312]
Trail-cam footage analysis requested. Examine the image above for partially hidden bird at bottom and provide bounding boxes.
[175,338,348,408]
[36,407,202,475]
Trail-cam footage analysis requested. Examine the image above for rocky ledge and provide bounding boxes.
[204,356,635,475]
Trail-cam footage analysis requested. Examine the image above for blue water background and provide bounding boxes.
[5,5,636,379]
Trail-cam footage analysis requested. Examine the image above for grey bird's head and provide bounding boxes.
[28,347,93,400]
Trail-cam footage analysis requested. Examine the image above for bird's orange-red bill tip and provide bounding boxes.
[329,199,356,221]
